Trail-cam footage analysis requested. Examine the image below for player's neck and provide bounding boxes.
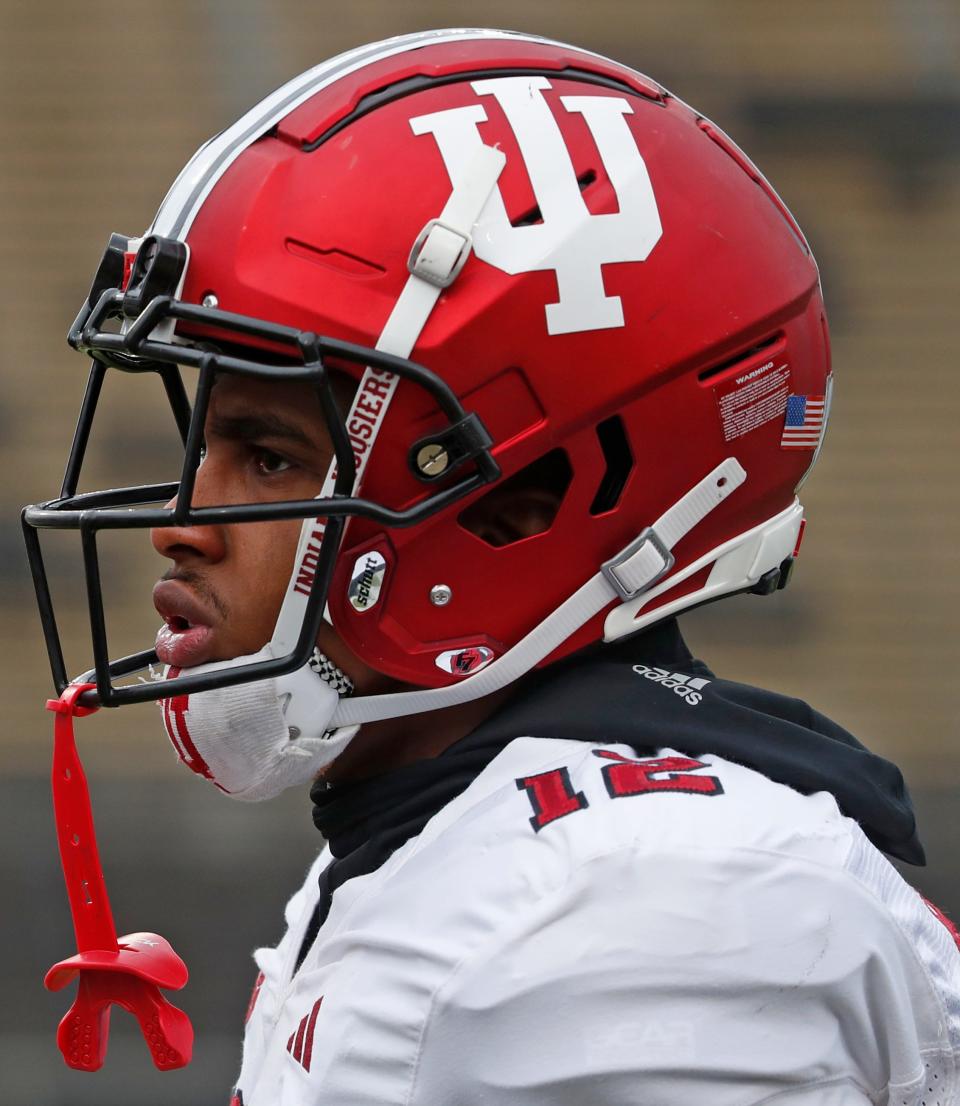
[317,686,516,786]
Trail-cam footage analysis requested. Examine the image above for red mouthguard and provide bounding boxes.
[44,684,193,1071]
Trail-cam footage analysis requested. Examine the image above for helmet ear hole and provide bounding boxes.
[589,416,634,516]
[458,450,573,548]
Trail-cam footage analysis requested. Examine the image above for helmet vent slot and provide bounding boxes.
[511,169,597,228]
[696,332,783,386]
[458,449,572,547]
[589,416,633,516]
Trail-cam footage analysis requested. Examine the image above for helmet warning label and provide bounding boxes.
[714,359,791,442]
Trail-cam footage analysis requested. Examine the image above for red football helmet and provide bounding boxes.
[24,28,831,723]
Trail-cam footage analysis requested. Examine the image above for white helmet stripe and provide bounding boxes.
[149,28,550,241]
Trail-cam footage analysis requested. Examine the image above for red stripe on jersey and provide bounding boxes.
[924,897,960,951]
[292,1011,308,1063]
[302,997,323,1072]
[244,971,264,1025]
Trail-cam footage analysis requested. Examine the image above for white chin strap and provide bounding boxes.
[331,457,747,728]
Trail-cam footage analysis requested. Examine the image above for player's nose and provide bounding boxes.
[150,477,228,565]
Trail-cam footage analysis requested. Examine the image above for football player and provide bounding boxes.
[24,28,960,1105]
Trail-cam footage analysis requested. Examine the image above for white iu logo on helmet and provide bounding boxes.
[410,75,663,335]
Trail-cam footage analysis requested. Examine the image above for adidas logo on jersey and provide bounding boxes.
[632,665,710,706]
[286,997,323,1073]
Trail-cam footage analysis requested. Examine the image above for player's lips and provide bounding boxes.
[153,578,219,669]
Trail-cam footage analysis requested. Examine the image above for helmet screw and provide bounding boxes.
[416,443,448,477]
[201,292,219,309]
[430,584,453,607]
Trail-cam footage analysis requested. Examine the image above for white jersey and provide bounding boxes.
[236,738,960,1105]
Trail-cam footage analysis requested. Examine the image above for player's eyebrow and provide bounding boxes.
[207,412,320,453]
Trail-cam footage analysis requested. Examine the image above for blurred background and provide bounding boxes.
[1,0,957,1102]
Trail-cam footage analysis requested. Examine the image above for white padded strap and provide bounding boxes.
[332,458,746,726]
[271,144,506,654]
[380,143,505,353]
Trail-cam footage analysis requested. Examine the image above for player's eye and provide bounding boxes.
[253,448,293,475]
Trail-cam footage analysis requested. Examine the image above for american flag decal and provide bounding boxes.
[780,394,825,449]
[286,997,323,1073]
